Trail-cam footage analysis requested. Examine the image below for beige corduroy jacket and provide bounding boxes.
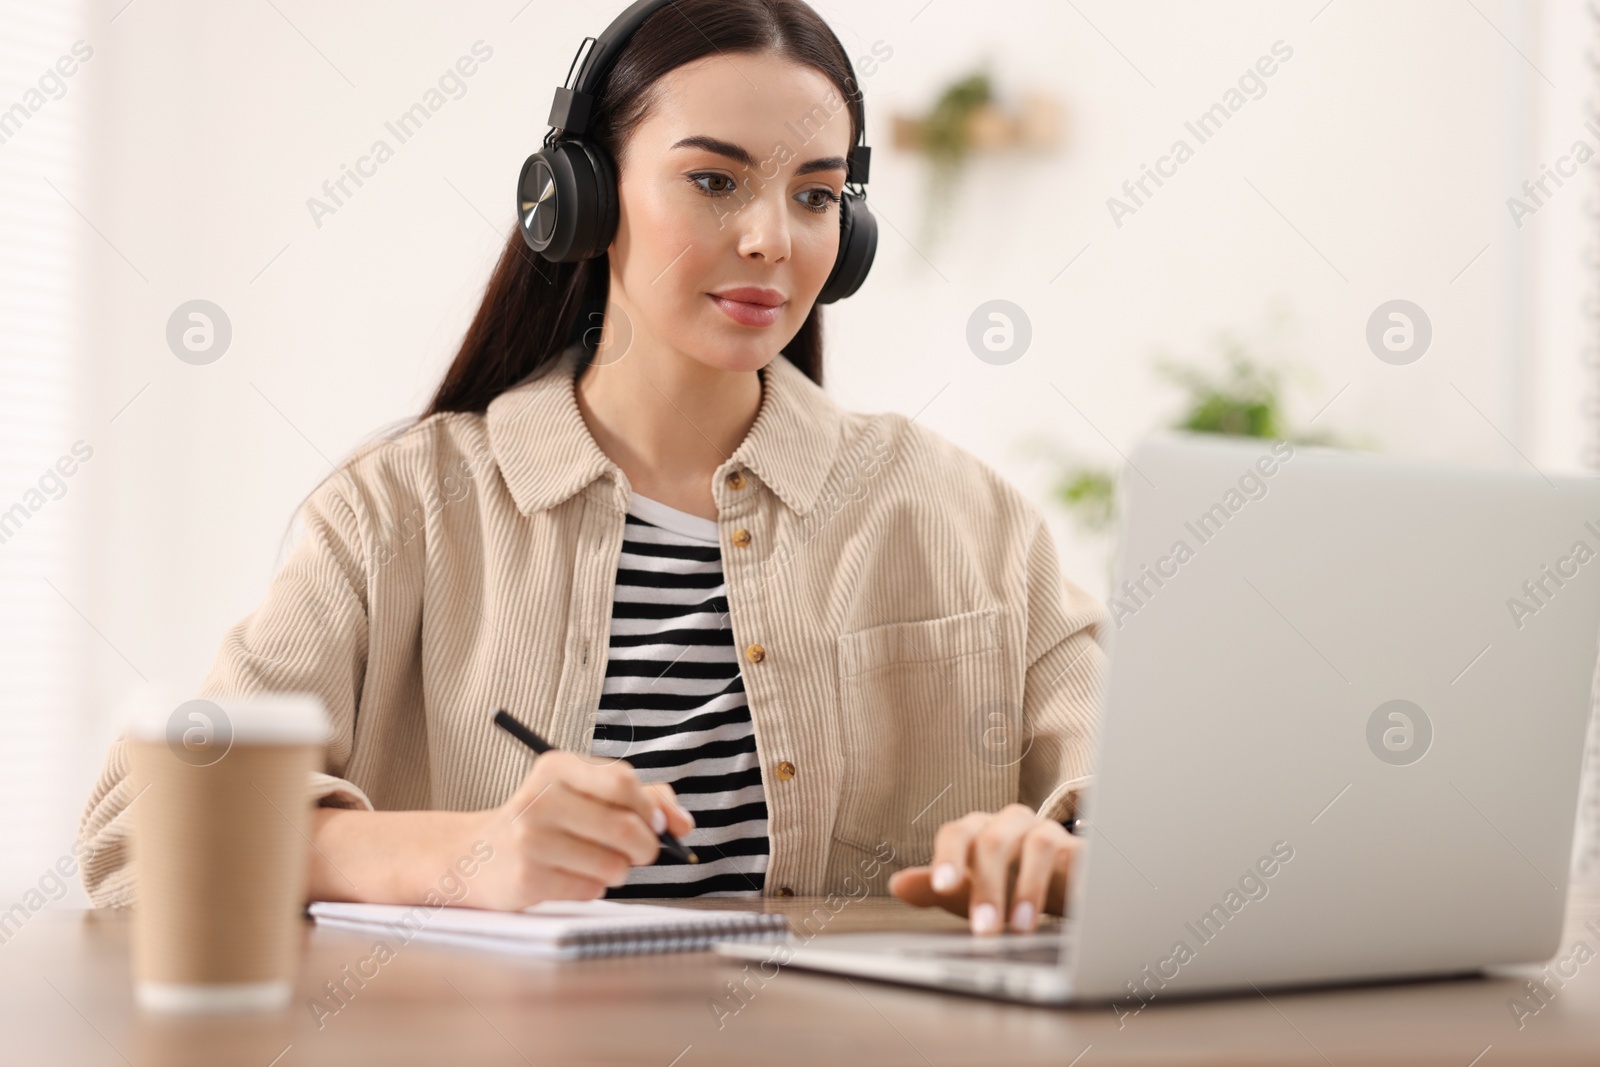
[78,341,1108,908]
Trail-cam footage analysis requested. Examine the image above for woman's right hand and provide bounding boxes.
[466,750,696,911]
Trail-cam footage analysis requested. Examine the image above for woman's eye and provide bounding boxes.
[687,172,738,196]
[800,189,840,214]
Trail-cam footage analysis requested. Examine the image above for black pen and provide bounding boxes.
[492,708,698,865]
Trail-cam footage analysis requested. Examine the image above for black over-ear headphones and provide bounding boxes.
[516,0,877,304]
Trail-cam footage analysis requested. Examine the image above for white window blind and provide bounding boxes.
[0,0,88,901]
[1577,0,1600,883]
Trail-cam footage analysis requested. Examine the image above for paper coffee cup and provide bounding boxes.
[126,691,329,1013]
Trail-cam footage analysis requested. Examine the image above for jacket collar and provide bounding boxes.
[486,339,843,517]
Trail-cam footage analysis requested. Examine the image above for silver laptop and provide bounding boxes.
[717,431,1600,1005]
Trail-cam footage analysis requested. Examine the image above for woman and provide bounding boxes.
[79,0,1106,938]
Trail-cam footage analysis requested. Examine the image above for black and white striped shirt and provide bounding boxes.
[593,493,770,897]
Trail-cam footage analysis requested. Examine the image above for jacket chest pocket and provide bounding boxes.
[831,608,1019,869]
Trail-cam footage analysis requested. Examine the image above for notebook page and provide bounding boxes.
[308,898,790,958]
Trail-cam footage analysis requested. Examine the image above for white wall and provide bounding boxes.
[4,0,1590,899]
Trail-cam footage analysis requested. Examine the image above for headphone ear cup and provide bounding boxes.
[816,189,878,304]
[517,146,563,258]
[517,140,619,262]
[578,139,619,261]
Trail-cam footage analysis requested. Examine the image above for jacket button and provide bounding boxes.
[775,760,796,781]
[732,528,752,548]
[745,643,766,663]
[775,885,795,897]
[726,469,746,490]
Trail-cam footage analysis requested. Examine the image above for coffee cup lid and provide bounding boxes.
[125,690,330,746]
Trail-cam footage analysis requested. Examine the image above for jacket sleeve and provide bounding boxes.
[1016,510,1108,824]
[77,474,377,908]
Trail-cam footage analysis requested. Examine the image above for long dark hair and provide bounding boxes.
[427,0,861,415]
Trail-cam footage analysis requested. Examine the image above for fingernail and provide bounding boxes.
[1011,900,1036,932]
[931,863,958,892]
[650,808,667,835]
[676,801,695,829]
[971,902,999,935]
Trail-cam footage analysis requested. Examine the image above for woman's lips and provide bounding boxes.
[708,293,784,327]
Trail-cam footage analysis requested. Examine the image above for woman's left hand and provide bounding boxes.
[887,804,1080,935]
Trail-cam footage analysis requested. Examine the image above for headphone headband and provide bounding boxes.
[543,0,869,183]
[547,0,676,140]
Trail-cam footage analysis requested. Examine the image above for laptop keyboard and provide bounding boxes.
[902,935,1067,966]
[937,941,1063,964]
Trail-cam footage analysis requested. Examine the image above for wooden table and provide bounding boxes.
[6,886,1600,1066]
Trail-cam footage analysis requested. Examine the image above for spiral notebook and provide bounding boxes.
[308,899,792,959]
